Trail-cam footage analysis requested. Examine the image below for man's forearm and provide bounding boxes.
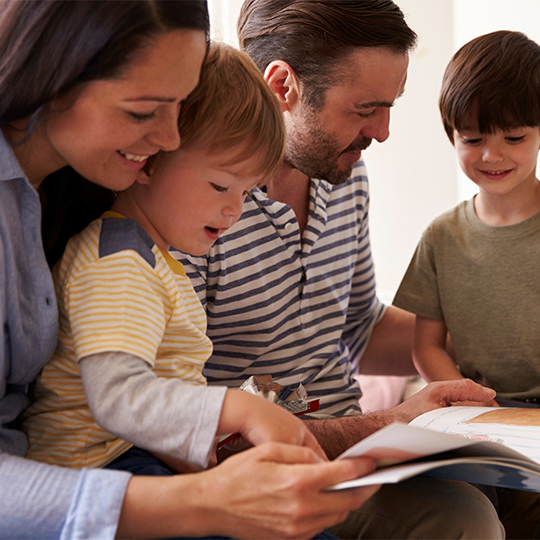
[303,409,405,460]
[304,379,497,460]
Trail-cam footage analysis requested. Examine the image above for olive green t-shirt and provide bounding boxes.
[394,197,540,400]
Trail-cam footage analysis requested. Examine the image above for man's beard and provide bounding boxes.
[284,115,372,185]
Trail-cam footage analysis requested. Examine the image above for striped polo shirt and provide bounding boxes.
[24,212,212,468]
[173,160,386,417]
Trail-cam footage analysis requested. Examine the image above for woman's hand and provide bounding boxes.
[117,442,380,539]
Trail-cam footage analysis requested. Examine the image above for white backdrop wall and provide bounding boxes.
[207,0,540,303]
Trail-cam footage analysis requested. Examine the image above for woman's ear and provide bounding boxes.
[264,61,301,112]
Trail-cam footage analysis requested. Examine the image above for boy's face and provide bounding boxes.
[133,145,263,255]
[454,126,540,200]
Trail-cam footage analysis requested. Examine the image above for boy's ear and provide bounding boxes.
[135,157,159,185]
[264,60,300,112]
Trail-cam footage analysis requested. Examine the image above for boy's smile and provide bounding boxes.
[477,169,513,181]
[454,126,540,222]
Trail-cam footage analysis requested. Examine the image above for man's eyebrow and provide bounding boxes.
[354,90,406,110]
[354,100,394,109]
[123,96,176,103]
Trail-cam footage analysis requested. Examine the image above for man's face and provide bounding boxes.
[283,47,409,184]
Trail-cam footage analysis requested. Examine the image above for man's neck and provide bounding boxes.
[267,163,311,234]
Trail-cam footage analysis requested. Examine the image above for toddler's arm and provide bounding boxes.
[81,352,326,467]
[80,352,226,469]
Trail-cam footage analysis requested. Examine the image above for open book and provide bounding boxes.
[330,406,540,492]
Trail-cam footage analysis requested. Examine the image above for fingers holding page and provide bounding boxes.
[198,443,379,540]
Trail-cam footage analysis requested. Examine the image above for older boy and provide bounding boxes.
[394,30,540,539]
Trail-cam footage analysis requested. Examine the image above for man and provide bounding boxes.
[173,1,504,537]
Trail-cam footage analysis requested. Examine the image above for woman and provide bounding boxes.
[0,1,375,539]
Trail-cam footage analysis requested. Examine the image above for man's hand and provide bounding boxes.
[304,379,496,459]
[452,398,500,408]
[391,379,497,423]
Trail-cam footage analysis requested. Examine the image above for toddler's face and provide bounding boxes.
[453,126,540,199]
[136,145,264,255]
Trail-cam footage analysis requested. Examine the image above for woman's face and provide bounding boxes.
[36,29,206,190]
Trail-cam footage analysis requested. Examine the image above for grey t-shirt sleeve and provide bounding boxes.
[393,226,444,321]
[80,351,227,468]
[0,452,130,540]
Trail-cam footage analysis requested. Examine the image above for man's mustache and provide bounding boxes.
[342,137,372,154]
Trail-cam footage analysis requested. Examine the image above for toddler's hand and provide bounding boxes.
[219,389,327,461]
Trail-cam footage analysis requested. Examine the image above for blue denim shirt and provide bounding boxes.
[0,132,57,456]
[0,133,130,539]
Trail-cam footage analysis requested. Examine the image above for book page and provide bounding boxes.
[336,422,478,466]
[410,406,540,464]
[330,418,540,492]
[331,455,540,492]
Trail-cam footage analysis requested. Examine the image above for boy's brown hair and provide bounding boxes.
[439,30,540,143]
[168,41,284,179]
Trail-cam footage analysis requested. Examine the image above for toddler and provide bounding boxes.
[23,42,324,474]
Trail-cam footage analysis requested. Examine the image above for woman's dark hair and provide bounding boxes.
[238,0,416,110]
[439,30,540,143]
[0,0,208,130]
[0,0,209,266]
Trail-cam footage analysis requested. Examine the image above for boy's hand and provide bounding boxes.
[219,389,327,460]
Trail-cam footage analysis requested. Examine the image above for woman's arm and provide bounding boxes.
[116,443,379,540]
[0,453,130,540]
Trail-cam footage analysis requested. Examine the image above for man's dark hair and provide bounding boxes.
[439,30,540,142]
[237,0,417,109]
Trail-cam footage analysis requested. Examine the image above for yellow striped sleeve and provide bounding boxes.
[64,250,169,365]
